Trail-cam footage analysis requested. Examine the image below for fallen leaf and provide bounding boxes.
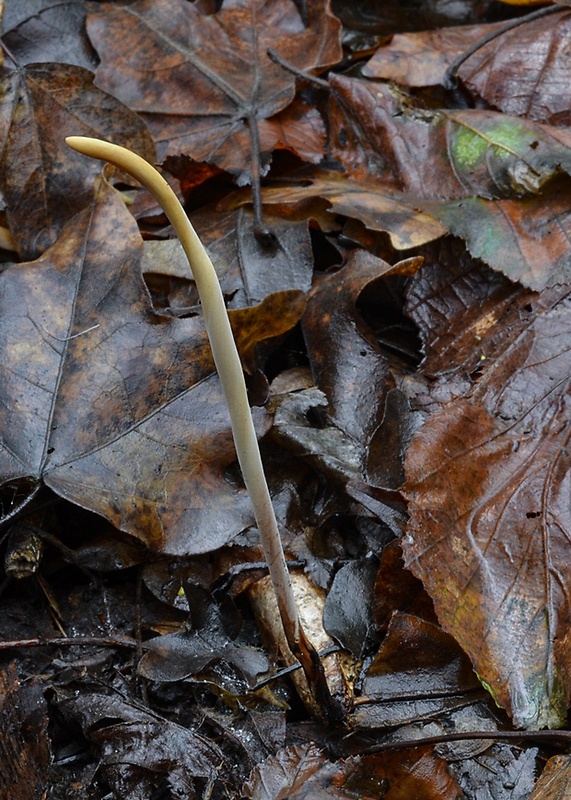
[302,250,397,445]
[458,8,571,125]
[242,743,325,799]
[351,612,482,728]
[329,75,571,287]
[138,585,269,683]
[362,21,508,87]
[402,286,571,728]
[0,178,304,555]
[1,0,97,70]
[58,691,227,797]
[0,664,50,800]
[190,206,314,309]
[255,173,448,249]
[530,755,571,800]
[0,60,155,259]
[427,185,571,290]
[322,556,378,657]
[87,0,341,174]
[329,76,571,198]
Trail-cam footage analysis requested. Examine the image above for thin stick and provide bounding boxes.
[65,137,338,719]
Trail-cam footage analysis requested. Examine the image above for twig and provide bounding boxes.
[361,728,571,755]
[0,635,139,650]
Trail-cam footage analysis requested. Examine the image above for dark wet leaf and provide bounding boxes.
[0,664,50,800]
[366,388,423,489]
[2,0,97,70]
[362,21,508,87]
[257,174,447,249]
[458,8,571,125]
[302,250,397,446]
[58,691,227,798]
[270,387,363,484]
[191,207,315,309]
[0,179,306,555]
[405,247,526,383]
[452,743,538,800]
[351,612,482,729]
[328,75,571,287]
[138,588,268,683]
[323,557,378,658]
[427,185,571,290]
[0,60,155,259]
[87,0,341,173]
[242,743,324,799]
[330,76,571,198]
[403,285,571,728]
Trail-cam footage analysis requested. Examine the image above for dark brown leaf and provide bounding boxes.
[362,21,508,87]
[402,286,571,728]
[0,179,303,555]
[2,0,97,70]
[530,755,571,800]
[328,75,571,287]
[0,665,50,800]
[0,61,155,259]
[329,76,571,198]
[351,612,482,729]
[256,173,447,249]
[458,9,571,125]
[302,250,397,445]
[87,0,341,173]
[58,691,227,797]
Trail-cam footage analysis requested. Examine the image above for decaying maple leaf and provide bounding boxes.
[0,60,155,260]
[0,177,305,555]
[86,0,341,177]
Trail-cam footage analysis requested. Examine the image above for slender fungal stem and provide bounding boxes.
[65,137,338,718]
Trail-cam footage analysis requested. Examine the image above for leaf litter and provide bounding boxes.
[0,0,570,797]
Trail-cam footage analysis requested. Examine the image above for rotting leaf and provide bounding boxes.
[138,587,269,683]
[242,743,324,799]
[190,206,314,309]
[351,612,482,729]
[329,76,571,199]
[529,754,571,800]
[328,75,571,287]
[266,747,465,800]
[0,178,305,555]
[457,8,571,124]
[427,185,571,290]
[403,287,571,728]
[1,0,97,70]
[0,60,155,259]
[0,664,51,800]
[323,556,378,658]
[302,250,399,446]
[253,173,448,249]
[57,691,228,798]
[86,0,341,174]
[362,20,509,87]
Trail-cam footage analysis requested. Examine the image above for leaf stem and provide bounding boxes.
[65,137,339,720]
